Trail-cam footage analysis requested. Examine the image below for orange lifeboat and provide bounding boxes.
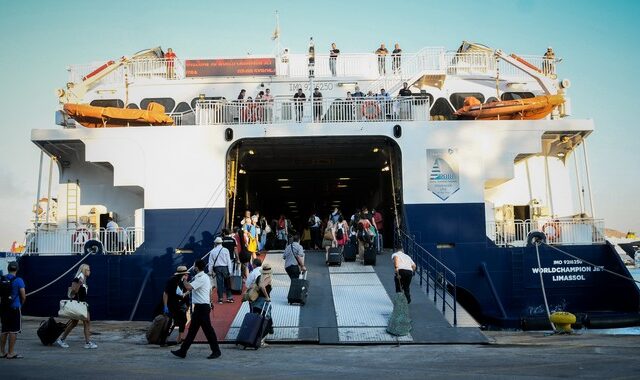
[63,102,174,128]
[455,94,564,120]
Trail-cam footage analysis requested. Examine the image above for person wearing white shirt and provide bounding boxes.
[208,237,233,304]
[391,247,417,304]
[171,259,221,359]
[105,217,120,253]
[246,258,262,287]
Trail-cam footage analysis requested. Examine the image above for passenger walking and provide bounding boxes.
[246,258,263,287]
[308,212,322,249]
[283,234,306,280]
[236,228,251,279]
[276,214,289,248]
[293,88,306,122]
[375,43,389,75]
[322,220,337,262]
[392,43,402,74]
[329,43,340,76]
[250,264,273,347]
[171,260,222,359]
[313,87,323,122]
[162,265,190,344]
[335,216,349,247]
[56,264,97,349]
[221,229,237,263]
[207,237,233,304]
[1,261,26,359]
[392,246,417,304]
[329,207,341,224]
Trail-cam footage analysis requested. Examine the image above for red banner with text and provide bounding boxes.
[185,58,276,77]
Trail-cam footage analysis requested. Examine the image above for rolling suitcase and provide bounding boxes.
[146,314,173,345]
[236,303,272,349]
[343,236,357,262]
[288,271,309,305]
[229,263,243,295]
[363,246,377,266]
[37,317,68,346]
[327,247,343,266]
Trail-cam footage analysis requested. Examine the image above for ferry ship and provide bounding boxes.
[16,40,640,332]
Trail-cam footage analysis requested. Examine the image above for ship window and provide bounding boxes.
[190,96,226,110]
[430,97,454,119]
[90,99,124,108]
[449,93,485,110]
[501,92,534,101]
[126,103,139,109]
[174,102,192,113]
[485,97,499,103]
[141,97,175,112]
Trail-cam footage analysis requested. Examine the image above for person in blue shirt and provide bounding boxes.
[1,261,26,359]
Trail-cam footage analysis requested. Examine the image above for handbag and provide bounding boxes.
[58,299,88,321]
[242,284,260,302]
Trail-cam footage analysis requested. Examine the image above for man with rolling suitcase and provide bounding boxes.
[171,260,221,359]
[283,234,306,280]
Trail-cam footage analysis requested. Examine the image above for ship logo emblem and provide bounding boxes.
[427,149,459,201]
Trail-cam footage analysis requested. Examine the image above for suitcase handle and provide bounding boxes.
[261,302,272,316]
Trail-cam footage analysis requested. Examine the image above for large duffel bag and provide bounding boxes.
[37,317,68,346]
[146,314,173,345]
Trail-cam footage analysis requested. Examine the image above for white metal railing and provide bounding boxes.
[195,96,430,125]
[23,227,144,255]
[486,218,605,247]
[127,58,185,80]
[68,50,553,85]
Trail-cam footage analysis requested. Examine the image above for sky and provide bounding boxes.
[0,0,638,249]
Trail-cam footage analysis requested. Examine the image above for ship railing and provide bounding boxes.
[127,58,185,80]
[486,218,606,247]
[445,52,550,78]
[22,227,144,256]
[395,228,458,326]
[68,61,126,85]
[194,96,430,125]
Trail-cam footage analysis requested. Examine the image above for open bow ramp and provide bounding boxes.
[194,251,488,345]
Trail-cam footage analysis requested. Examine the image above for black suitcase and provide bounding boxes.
[37,317,68,346]
[327,247,342,266]
[343,237,357,262]
[364,246,377,266]
[288,272,309,305]
[236,303,271,349]
[229,263,243,295]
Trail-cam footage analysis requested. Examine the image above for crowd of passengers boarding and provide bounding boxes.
[232,82,417,123]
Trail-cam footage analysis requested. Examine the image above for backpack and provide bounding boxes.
[335,225,344,240]
[0,275,16,306]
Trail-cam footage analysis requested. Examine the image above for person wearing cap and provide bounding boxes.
[313,87,323,122]
[208,236,233,304]
[162,265,190,344]
[251,263,273,347]
[172,259,221,359]
[1,261,26,359]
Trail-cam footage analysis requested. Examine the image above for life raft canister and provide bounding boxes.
[362,100,381,119]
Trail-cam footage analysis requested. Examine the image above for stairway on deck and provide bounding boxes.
[194,250,487,344]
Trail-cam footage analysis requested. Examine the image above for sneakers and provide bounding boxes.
[55,339,69,348]
[207,351,222,359]
[226,298,234,303]
[218,300,224,305]
[171,350,186,358]
[84,341,98,349]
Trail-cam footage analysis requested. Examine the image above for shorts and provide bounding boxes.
[322,239,334,248]
[1,307,21,333]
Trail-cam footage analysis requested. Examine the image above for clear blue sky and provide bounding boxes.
[0,0,638,248]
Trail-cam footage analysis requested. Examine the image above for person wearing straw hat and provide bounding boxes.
[251,263,273,347]
[162,265,190,344]
[172,259,221,359]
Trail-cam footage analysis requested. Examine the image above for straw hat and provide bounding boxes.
[174,265,189,276]
[214,237,223,244]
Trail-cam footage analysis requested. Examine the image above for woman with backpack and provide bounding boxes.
[335,216,349,247]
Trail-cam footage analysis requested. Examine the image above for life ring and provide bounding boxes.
[542,221,561,242]
[72,228,91,246]
[362,100,381,119]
